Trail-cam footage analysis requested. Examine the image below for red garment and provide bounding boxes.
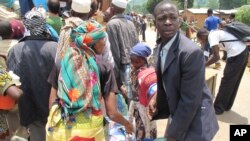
[138,67,157,106]
[9,19,25,39]
[69,136,95,141]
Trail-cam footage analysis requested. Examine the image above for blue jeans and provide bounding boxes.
[122,64,132,100]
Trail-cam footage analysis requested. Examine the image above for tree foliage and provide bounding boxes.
[178,0,194,9]
[146,0,162,14]
[219,0,247,9]
[236,5,250,26]
[146,0,194,14]
[207,0,219,9]
[126,0,149,14]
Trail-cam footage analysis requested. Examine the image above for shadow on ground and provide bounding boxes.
[217,110,248,124]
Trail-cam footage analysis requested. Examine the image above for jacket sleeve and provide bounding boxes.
[167,48,205,140]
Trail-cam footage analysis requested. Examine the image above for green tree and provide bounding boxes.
[193,0,207,8]
[219,0,247,9]
[146,0,162,14]
[177,0,194,9]
[207,0,219,9]
[132,5,149,14]
[236,5,250,25]
[125,3,132,13]
[146,0,193,14]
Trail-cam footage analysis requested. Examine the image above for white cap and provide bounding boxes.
[71,0,91,14]
[112,0,128,9]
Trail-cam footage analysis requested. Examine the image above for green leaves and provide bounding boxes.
[236,5,250,26]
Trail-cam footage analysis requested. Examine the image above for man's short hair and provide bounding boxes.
[230,13,235,19]
[197,28,209,38]
[207,8,213,15]
[47,0,60,14]
[153,0,177,17]
[0,21,12,39]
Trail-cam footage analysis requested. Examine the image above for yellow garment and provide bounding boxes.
[46,105,105,141]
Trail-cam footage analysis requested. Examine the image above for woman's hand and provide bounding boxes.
[147,93,157,120]
[105,92,134,134]
[120,85,127,97]
[124,121,134,134]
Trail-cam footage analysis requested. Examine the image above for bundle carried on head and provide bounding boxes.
[57,20,106,120]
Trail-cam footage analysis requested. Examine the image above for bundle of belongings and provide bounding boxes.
[105,116,136,141]
[0,3,19,20]
[105,94,135,141]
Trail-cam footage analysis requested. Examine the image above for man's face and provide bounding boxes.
[103,7,113,22]
[197,35,207,44]
[155,4,180,42]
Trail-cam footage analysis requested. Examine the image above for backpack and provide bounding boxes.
[220,22,250,43]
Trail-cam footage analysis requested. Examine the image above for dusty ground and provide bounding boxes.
[142,27,250,141]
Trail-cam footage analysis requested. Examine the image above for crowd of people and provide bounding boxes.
[0,0,249,141]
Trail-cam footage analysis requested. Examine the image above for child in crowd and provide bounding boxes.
[197,28,221,69]
[197,28,212,61]
[46,0,63,34]
[127,43,157,141]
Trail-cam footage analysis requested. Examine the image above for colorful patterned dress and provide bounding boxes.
[129,66,157,141]
[0,65,14,140]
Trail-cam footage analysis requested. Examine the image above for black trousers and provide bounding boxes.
[142,29,146,41]
[214,48,249,111]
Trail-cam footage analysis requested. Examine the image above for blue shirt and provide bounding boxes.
[204,16,221,31]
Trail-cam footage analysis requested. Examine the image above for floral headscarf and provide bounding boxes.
[70,20,106,48]
[57,20,106,121]
[22,9,49,37]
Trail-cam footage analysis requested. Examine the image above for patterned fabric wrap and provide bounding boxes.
[70,20,106,48]
[58,47,100,120]
[22,10,48,37]
[57,20,106,121]
[56,17,84,59]
[0,65,15,110]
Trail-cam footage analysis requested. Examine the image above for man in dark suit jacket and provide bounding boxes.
[148,1,219,141]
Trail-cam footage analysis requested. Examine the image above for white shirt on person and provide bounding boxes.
[160,34,177,73]
[208,29,246,58]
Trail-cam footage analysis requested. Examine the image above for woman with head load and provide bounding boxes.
[46,20,133,140]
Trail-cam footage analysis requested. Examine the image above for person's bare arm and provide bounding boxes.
[49,87,57,109]
[206,45,220,66]
[5,85,23,101]
[104,92,134,134]
[147,93,157,120]
[0,53,7,61]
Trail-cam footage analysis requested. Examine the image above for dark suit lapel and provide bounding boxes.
[162,49,176,73]
[162,32,180,73]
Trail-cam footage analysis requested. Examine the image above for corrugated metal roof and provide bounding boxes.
[180,8,237,14]
[187,8,219,14]
[215,9,237,14]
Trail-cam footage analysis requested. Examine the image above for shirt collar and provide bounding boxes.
[161,33,178,49]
